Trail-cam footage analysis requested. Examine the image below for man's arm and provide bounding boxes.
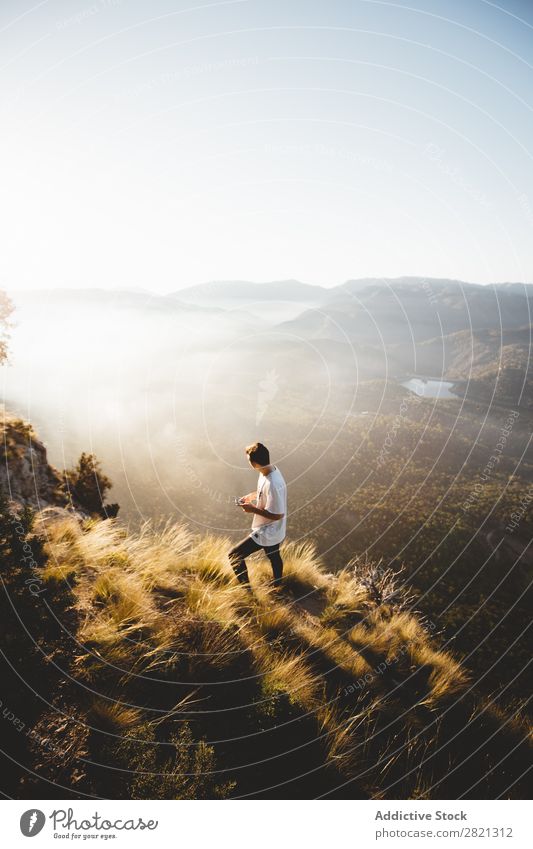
[241,503,284,520]
[241,481,285,521]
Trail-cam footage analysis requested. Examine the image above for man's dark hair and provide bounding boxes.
[245,442,270,466]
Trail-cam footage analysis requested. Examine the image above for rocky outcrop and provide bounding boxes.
[0,412,69,511]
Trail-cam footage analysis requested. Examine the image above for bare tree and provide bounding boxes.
[0,291,14,364]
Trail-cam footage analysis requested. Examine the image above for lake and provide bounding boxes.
[401,377,457,399]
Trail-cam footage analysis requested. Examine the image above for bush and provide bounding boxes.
[103,723,234,800]
[0,289,14,364]
[63,452,119,518]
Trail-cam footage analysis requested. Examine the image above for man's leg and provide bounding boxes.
[263,542,283,586]
[228,535,261,585]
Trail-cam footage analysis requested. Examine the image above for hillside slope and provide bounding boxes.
[0,414,531,799]
[1,507,531,799]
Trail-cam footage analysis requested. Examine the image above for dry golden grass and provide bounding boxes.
[186,533,235,584]
[413,643,470,703]
[78,615,124,648]
[259,650,324,710]
[295,620,370,682]
[46,513,462,708]
[348,608,424,660]
[126,520,192,588]
[38,514,85,582]
[34,509,490,798]
[322,566,370,624]
[75,518,128,569]
[276,540,330,594]
[183,575,247,628]
[40,559,79,584]
[145,624,246,676]
[87,700,142,734]
[255,603,295,639]
[323,701,378,772]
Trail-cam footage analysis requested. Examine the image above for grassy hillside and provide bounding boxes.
[1,505,531,800]
[290,402,533,707]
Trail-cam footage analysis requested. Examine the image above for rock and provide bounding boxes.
[0,411,71,511]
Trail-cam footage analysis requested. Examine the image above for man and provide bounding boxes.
[229,442,287,587]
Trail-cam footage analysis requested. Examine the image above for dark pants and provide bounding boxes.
[228,535,284,586]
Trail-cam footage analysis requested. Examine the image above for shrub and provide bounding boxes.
[63,452,119,518]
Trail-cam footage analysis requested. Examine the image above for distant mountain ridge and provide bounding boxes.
[10,278,533,310]
[9,287,224,315]
[278,279,533,343]
[171,278,330,304]
[172,275,532,298]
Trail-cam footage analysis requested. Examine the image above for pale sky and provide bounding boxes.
[1,0,533,291]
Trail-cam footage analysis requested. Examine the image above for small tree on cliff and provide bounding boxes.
[0,290,14,364]
[64,452,119,518]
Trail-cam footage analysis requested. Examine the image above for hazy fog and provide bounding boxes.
[3,282,531,545]
[2,288,360,533]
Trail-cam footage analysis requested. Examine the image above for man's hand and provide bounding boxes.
[238,491,257,505]
[240,502,257,514]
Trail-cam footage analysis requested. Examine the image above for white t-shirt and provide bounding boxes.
[250,466,287,546]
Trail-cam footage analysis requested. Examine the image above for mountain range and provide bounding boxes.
[7,277,533,408]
